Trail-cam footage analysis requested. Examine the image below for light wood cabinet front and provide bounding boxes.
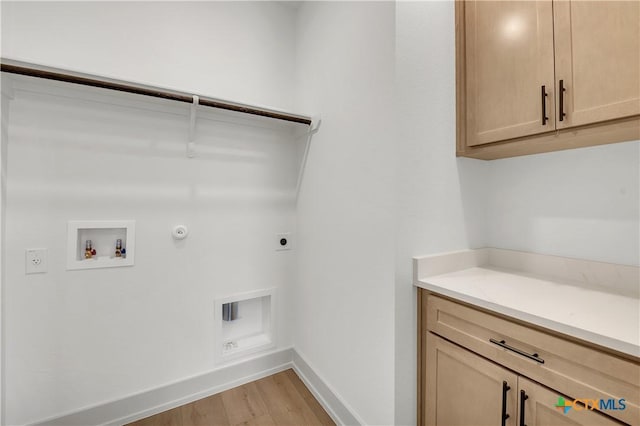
[554,1,640,128]
[425,293,640,425]
[418,290,640,425]
[424,335,623,426]
[519,377,621,426]
[426,333,518,426]
[465,0,555,146]
[457,0,640,159]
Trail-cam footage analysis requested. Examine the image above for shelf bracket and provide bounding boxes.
[310,115,321,133]
[187,95,198,158]
[295,115,321,200]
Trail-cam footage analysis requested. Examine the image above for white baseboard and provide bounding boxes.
[32,348,294,426]
[291,350,364,426]
[29,347,362,426]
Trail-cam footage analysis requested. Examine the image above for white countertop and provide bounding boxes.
[413,249,640,358]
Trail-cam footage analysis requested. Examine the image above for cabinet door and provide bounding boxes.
[518,377,621,426]
[554,1,640,128]
[465,0,556,146]
[425,333,517,426]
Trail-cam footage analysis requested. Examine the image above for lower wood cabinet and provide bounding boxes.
[519,376,619,426]
[426,333,517,426]
[418,289,639,426]
[426,334,620,426]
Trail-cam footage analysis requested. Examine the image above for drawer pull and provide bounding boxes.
[559,79,566,122]
[490,338,545,364]
[541,85,548,125]
[519,390,529,426]
[501,381,511,426]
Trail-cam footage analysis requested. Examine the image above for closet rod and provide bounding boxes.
[0,59,312,126]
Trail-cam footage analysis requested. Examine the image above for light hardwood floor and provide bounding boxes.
[127,369,335,426]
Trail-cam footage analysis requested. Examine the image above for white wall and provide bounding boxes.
[1,10,7,421]
[4,73,302,426]
[1,2,301,424]
[394,2,488,424]
[0,76,8,426]
[1,1,297,111]
[293,2,397,424]
[487,141,640,266]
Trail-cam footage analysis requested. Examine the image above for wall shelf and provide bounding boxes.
[1,58,313,126]
[66,220,135,270]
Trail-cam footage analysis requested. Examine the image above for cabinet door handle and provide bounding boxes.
[541,85,548,125]
[501,381,511,426]
[489,338,545,364]
[519,390,529,426]
[559,79,566,122]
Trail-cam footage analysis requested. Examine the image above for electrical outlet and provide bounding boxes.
[26,249,47,274]
[276,233,291,251]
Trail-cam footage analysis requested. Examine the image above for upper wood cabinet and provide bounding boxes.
[554,1,640,128]
[457,0,640,159]
[465,1,556,146]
